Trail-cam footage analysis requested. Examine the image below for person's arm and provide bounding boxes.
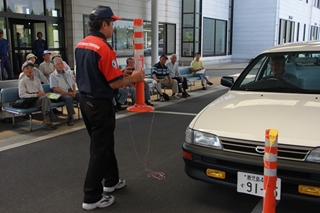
[109,70,144,89]
[167,75,172,85]
[35,68,49,84]
[190,61,197,72]
[152,67,159,82]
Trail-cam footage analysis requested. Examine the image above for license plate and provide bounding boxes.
[237,171,281,200]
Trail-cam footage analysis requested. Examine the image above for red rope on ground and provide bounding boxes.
[125,103,166,180]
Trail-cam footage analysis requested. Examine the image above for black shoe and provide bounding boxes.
[116,102,125,111]
[53,108,63,114]
[181,92,188,98]
[67,117,74,126]
[114,106,118,112]
[1,118,12,123]
[43,123,57,130]
[145,101,154,106]
[207,82,213,86]
[202,86,207,90]
[184,91,190,97]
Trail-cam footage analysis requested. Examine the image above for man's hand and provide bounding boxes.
[122,67,133,77]
[68,91,76,98]
[131,69,145,82]
[37,91,46,97]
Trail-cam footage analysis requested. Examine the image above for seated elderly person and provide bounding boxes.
[39,50,54,81]
[152,54,179,101]
[51,52,71,71]
[19,53,49,84]
[50,57,79,126]
[269,55,299,86]
[125,57,153,106]
[19,60,56,130]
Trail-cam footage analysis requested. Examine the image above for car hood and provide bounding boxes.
[190,91,320,147]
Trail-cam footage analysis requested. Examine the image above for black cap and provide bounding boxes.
[0,29,3,34]
[89,5,122,21]
[160,54,168,59]
[21,60,35,70]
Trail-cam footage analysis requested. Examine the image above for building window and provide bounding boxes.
[7,0,44,15]
[303,24,306,41]
[0,18,6,38]
[0,0,4,12]
[228,0,233,55]
[296,23,300,41]
[203,18,227,56]
[46,0,62,17]
[47,21,62,49]
[181,0,202,57]
[310,25,318,40]
[278,19,295,44]
[113,20,175,57]
[82,18,176,57]
[83,15,90,37]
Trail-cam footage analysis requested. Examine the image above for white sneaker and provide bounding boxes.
[171,94,180,100]
[160,96,165,102]
[104,179,126,192]
[82,195,114,210]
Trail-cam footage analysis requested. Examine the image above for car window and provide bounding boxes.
[233,52,320,94]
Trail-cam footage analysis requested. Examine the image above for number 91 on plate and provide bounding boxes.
[237,171,281,200]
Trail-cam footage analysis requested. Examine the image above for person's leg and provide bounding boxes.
[60,94,75,117]
[130,87,136,104]
[0,56,5,79]
[144,85,150,101]
[155,82,163,96]
[3,57,13,79]
[60,94,75,125]
[117,88,128,105]
[173,77,182,93]
[171,79,179,94]
[80,96,119,203]
[34,96,56,129]
[182,77,189,91]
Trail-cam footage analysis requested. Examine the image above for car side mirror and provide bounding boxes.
[221,76,234,87]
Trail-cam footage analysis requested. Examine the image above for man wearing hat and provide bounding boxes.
[18,60,56,130]
[51,52,71,71]
[0,29,13,80]
[152,54,180,101]
[75,5,145,210]
[19,54,49,84]
[26,53,39,68]
[39,50,54,81]
[33,32,47,64]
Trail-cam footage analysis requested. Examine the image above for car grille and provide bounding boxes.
[220,137,311,161]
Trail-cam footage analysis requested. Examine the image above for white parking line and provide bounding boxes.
[0,85,226,152]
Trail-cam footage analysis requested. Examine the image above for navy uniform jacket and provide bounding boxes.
[0,38,9,55]
[75,30,123,100]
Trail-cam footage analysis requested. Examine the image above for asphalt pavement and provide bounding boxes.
[1,62,318,212]
[0,84,318,213]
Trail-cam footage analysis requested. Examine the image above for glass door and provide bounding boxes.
[9,20,45,75]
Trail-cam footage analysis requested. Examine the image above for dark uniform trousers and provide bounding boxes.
[80,94,120,203]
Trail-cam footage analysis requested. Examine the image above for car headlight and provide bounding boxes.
[185,128,223,149]
[306,147,320,163]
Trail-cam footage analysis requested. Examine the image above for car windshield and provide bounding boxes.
[232,52,320,94]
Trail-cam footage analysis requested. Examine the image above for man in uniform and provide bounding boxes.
[0,29,13,80]
[75,5,145,210]
[33,32,47,64]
